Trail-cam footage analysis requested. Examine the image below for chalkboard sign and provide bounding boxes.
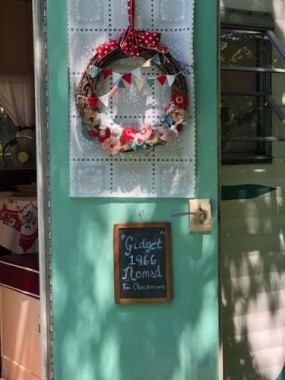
[113,223,172,304]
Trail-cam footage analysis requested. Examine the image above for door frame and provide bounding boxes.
[32,0,51,379]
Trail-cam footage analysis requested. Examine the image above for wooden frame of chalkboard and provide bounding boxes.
[114,223,172,304]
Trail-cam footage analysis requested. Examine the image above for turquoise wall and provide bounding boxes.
[47,1,219,379]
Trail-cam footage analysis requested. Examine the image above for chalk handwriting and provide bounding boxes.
[124,236,163,256]
[121,265,162,281]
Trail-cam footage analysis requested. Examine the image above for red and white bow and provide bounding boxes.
[94,0,168,62]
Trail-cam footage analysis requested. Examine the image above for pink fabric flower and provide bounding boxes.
[136,124,152,141]
[165,101,175,114]
[135,136,145,146]
[102,137,121,155]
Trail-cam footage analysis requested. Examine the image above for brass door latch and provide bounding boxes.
[170,199,212,232]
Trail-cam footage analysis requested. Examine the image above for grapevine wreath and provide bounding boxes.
[76,0,189,155]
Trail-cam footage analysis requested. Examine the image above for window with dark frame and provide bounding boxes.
[0,104,36,189]
[0,104,17,165]
[220,28,272,165]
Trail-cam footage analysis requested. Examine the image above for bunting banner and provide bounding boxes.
[86,57,184,106]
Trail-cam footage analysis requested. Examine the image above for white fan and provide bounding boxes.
[2,135,36,169]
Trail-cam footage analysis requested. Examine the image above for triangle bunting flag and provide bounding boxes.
[102,68,112,79]
[99,94,109,107]
[117,79,126,89]
[135,78,144,91]
[156,75,167,86]
[166,75,176,87]
[151,54,162,66]
[142,59,151,68]
[122,73,132,85]
[131,67,142,78]
[113,72,122,84]
[146,78,155,87]
[109,86,119,97]
[89,65,101,78]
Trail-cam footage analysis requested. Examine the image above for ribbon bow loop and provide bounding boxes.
[93,0,168,62]
[94,39,119,62]
[119,26,140,57]
[119,25,168,57]
[94,27,168,63]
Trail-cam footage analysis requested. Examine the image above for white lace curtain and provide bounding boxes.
[0,75,35,127]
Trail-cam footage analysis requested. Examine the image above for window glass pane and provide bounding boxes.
[271,110,285,152]
[221,30,270,67]
[221,95,269,154]
[0,105,36,170]
[221,28,273,164]
[0,105,16,141]
[0,105,17,165]
[271,40,285,70]
[221,71,258,92]
[271,75,285,107]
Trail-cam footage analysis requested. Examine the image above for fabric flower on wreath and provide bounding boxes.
[165,101,175,115]
[158,127,169,142]
[81,107,100,126]
[136,124,152,141]
[99,112,115,128]
[111,124,123,138]
[121,127,136,141]
[149,131,157,141]
[174,122,185,132]
[160,114,173,127]
[171,90,189,109]
[147,131,160,146]
[134,135,146,148]
[87,129,97,138]
[103,137,122,155]
[170,107,186,122]
[88,126,111,142]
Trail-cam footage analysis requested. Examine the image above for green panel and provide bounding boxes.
[221,184,276,200]
[47,1,219,379]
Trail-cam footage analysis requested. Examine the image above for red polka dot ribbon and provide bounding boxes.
[94,0,168,62]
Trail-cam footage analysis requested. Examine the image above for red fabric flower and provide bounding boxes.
[176,123,184,132]
[120,137,127,146]
[93,126,111,143]
[171,90,188,109]
[87,130,97,138]
[121,127,136,141]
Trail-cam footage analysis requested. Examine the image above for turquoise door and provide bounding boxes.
[47,0,219,379]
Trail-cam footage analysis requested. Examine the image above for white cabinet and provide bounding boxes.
[0,286,41,380]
